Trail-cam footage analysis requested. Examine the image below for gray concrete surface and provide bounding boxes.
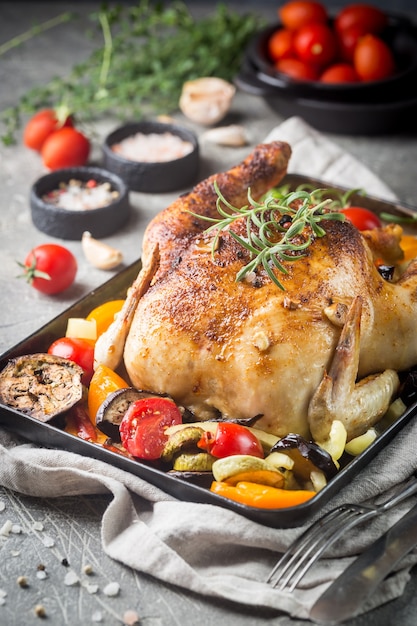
[0,2,417,625]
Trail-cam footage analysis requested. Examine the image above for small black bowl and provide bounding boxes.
[30,166,130,240]
[102,121,199,193]
[235,58,417,135]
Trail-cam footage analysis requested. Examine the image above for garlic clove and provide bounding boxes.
[179,77,236,126]
[201,124,248,147]
[81,231,123,270]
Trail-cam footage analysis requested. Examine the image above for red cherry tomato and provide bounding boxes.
[119,397,183,460]
[279,1,328,31]
[19,244,77,295]
[41,127,90,170]
[294,23,337,67]
[337,24,368,62]
[23,108,73,152]
[353,33,395,81]
[48,337,95,385]
[268,28,295,61]
[335,4,388,36]
[320,63,359,83]
[66,405,99,441]
[275,57,319,81]
[198,423,264,459]
[341,207,382,230]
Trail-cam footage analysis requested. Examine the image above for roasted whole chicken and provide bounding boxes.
[95,141,417,443]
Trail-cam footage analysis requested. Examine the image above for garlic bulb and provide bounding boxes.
[179,77,236,126]
[201,124,248,147]
[81,231,123,270]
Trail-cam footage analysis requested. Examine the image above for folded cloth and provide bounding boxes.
[265,116,398,201]
[0,117,415,621]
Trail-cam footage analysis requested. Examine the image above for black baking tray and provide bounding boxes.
[1,174,417,528]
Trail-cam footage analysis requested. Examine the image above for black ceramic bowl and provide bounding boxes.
[30,166,130,240]
[236,12,417,134]
[102,121,200,193]
[246,14,417,103]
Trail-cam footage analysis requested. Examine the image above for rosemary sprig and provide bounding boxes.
[193,183,346,290]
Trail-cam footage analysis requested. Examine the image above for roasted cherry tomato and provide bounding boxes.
[119,397,183,460]
[23,108,73,152]
[294,22,337,67]
[341,207,382,230]
[353,33,395,81]
[86,299,125,338]
[88,365,129,425]
[48,337,95,385]
[279,1,328,31]
[41,127,90,170]
[320,62,359,83]
[198,422,264,459]
[268,28,295,61]
[19,244,77,295]
[275,57,319,81]
[334,4,388,36]
[65,404,100,442]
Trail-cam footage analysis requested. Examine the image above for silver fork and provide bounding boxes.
[267,474,417,593]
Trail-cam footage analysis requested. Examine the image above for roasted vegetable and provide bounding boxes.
[0,353,83,421]
[210,481,315,509]
[161,426,206,462]
[211,454,286,487]
[172,452,214,472]
[271,433,338,480]
[95,387,158,441]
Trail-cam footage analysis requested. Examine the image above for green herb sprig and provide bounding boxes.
[1,1,265,144]
[193,183,346,290]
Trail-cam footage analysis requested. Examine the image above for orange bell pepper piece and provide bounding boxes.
[87,364,129,425]
[86,299,125,339]
[400,234,417,262]
[210,480,315,509]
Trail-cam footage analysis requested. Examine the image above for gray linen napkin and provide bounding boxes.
[1,117,416,621]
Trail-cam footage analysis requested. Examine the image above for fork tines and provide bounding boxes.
[267,505,374,592]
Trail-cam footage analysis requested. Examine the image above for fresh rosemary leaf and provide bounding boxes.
[192,183,346,289]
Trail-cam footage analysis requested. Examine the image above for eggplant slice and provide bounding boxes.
[0,353,84,422]
[95,387,171,441]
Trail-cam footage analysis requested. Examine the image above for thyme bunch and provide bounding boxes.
[1,1,265,144]
[197,183,346,290]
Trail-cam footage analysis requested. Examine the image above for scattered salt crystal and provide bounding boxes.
[92,610,103,622]
[32,521,44,531]
[0,589,7,598]
[11,524,22,534]
[85,583,99,595]
[103,581,120,597]
[11,550,21,557]
[36,570,48,580]
[42,535,55,548]
[0,520,13,536]
[123,609,140,625]
[0,500,5,512]
[64,571,79,586]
